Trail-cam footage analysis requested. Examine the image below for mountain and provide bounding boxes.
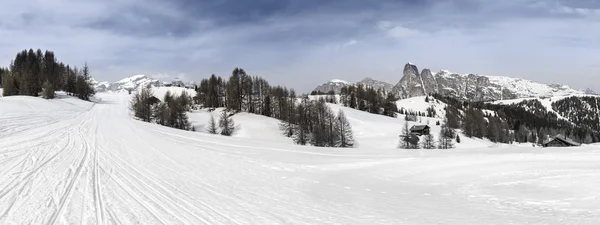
[356,77,394,93]
[93,75,160,92]
[312,78,394,94]
[312,79,350,94]
[391,63,582,101]
[583,88,597,95]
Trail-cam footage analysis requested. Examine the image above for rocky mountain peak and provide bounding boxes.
[391,62,582,101]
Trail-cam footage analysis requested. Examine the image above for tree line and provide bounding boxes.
[338,85,398,117]
[432,93,599,145]
[131,88,194,131]
[195,68,355,147]
[1,49,95,100]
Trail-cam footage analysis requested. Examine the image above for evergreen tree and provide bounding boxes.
[293,100,310,145]
[206,115,217,134]
[399,122,411,149]
[438,122,455,149]
[421,133,436,149]
[219,110,235,136]
[335,109,354,147]
[131,87,153,122]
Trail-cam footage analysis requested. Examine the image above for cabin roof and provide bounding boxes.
[410,125,430,131]
[543,135,581,146]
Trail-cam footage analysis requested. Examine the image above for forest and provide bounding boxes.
[0,49,95,100]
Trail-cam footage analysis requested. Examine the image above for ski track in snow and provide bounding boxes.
[1,92,600,224]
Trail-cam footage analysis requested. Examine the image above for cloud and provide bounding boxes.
[339,39,358,49]
[0,0,598,92]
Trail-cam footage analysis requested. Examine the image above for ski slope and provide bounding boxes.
[1,92,600,224]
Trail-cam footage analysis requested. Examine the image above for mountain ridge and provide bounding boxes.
[312,62,583,101]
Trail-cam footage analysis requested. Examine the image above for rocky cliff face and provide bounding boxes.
[312,79,350,94]
[391,63,582,101]
[357,77,394,93]
[312,78,394,94]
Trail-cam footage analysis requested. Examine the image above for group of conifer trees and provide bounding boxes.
[131,88,193,131]
[282,97,354,147]
[0,49,95,100]
[195,68,354,147]
[338,85,398,117]
[433,93,599,145]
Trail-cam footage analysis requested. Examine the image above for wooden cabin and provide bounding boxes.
[410,125,430,136]
[542,135,581,147]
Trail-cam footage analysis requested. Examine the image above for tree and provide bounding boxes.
[219,110,235,136]
[335,109,354,147]
[42,80,55,99]
[153,102,169,125]
[131,87,153,122]
[293,100,310,145]
[438,123,455,149]
[399,122,411,149]
[206,115,217,134]
[421,133,436,149]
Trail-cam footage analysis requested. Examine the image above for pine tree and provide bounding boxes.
[207,115,217,134]
[399,122,411,149]
[438,123,455,149]
[335,109,354,147]
[219,110,235,136]
[421,133,436,149]
[131,87,153,122]
[293,101,310,145]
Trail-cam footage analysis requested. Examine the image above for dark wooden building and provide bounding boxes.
[542,135,581,147]
[410,125,430,136]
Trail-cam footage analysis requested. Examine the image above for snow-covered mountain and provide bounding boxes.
[92,75,160,92]
[312,79,350,94]
[356,77,394,93]
[392,62,583,101]
[312,78,394,94]
[583,88,597,95]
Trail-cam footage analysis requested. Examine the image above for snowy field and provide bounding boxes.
[1,92,600,224]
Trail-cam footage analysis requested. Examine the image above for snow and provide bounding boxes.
[487,76,583,98]
[2,92,600,224]
[117,74,147,84]
[149,86,196,100]
[187,108,293,145]
[330,79,349,84]
[396,96,447,119]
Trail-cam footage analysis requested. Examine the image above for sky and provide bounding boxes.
[1,0,599,93]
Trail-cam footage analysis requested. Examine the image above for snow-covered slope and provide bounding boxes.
[188,108,293,145]
[147,86,196,100]
[396,96,447,119]
[2,92,600,224]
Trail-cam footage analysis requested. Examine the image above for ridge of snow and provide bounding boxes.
[486,75,583,98]
[330,79,350,84]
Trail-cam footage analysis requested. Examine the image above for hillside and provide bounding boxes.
[2,91,600,224]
